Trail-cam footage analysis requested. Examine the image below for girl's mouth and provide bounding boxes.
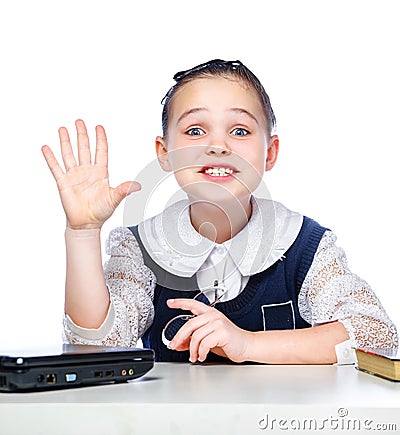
[199,165,237,178]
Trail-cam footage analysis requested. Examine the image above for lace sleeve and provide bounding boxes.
[63,227,156,347]
[298,231,398,349]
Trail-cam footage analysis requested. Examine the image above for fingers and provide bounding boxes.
[172,316,219,362]
[169,312,210,348]
[167,300,243,363]
[57,120,107,170]
[94,125,108,166]
[168,309,218,361]
[167,298,212,316]
[190,324,216,362]
[41,145,65,181]
[58,126,77,171]
[110,181,142,209]
[196,333,219,362]
[166,299,213,359]
[75,119,92,165]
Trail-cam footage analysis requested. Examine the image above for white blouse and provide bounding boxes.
[64,198,398,363]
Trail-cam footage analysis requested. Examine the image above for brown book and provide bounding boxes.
[355,348,400,381]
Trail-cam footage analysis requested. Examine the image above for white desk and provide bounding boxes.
[1,363,400,434]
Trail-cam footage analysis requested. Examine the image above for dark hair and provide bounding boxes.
[161,59,276,137]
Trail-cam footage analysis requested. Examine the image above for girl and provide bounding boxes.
[42,59,398,364]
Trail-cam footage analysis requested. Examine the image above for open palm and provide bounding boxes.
[42,119,140,230]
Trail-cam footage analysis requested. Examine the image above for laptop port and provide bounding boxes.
[94,371,103,378]
[105,370,114,377]
[0,375,7,388]
[46,374,57,384]
[65,373,77,383]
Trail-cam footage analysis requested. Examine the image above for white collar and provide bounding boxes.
[138,197,303,278]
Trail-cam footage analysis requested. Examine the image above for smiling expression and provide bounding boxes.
[156,76,278,204]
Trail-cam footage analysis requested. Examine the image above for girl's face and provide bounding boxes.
[156,77,279,204]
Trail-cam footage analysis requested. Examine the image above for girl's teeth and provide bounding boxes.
[204,167,233,177]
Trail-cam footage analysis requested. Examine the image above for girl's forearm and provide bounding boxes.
[243,321,350,364]
[65,227,110,328]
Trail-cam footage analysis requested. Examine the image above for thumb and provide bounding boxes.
[112,181,142,205]
[125,181,142,195]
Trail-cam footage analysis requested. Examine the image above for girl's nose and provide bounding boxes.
[205,143,232,156]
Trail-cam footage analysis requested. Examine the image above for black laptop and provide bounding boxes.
[0,343,154,393]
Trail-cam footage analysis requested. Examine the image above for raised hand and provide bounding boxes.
[42,120,141,230]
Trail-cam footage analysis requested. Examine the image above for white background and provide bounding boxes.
[0,0,398,347]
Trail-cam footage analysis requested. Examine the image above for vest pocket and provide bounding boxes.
[261,300,295,330]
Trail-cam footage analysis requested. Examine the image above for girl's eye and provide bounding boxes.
[231,128,249,136]
[186,127,205,136]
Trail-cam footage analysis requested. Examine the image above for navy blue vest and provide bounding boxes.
[129,216,328,362]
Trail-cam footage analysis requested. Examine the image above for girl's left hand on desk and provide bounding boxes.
[166,299,252,363]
